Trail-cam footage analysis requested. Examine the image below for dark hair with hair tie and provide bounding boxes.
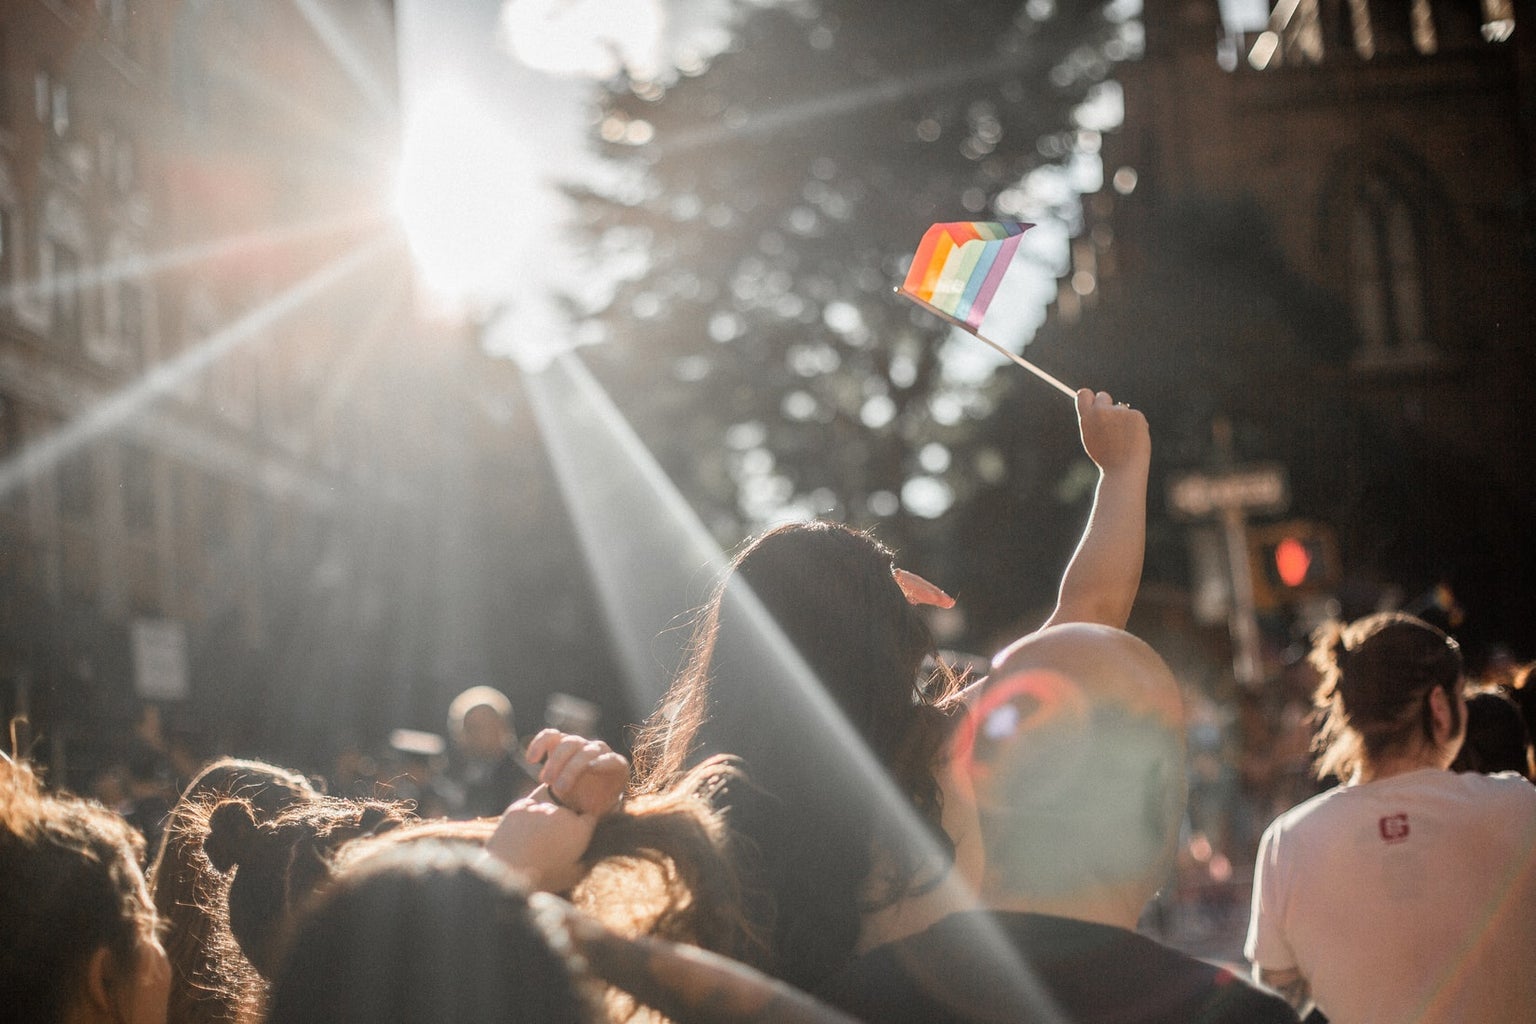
[147,757,319,1024]
[203,795,414,979]
[1309,612,1464,780]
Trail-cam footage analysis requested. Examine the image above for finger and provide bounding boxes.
[1093,390,1113,408]
[1076,388,1093,416]
[539,735,590,786]
[525,729,567,764]
[552,744,609,797]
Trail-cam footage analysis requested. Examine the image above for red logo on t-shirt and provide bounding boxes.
[1379,813,1410,843]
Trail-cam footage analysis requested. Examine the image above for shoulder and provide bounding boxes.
[1443,770,1536,825]
[1140,941,1299,1023]
[1450,769,1536,798]
[1260,784,1344,843]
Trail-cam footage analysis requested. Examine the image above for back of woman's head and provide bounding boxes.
[630,521,964,988]
[1310,612,1464,780]
[200,794,414,980]
[148,759,318,1024]
[638,523,951,766]
[264,840,594,1024]
[1,754,158,1023]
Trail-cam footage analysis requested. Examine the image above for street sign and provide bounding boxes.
[1167,463,1289,520]
[131,618,190,701]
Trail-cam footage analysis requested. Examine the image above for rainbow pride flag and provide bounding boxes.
[899,221,1031,331]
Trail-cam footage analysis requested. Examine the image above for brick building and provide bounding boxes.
[0,1,599,785]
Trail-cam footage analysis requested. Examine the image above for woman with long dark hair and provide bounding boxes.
[628,389,1150,989]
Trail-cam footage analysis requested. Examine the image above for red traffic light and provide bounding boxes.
[1274,536,1314,587]
[1248,521,1340,608]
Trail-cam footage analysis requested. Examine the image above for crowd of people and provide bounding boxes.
[5,388,1535,1024]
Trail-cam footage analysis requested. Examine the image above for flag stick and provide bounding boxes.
[895,288,1076,399]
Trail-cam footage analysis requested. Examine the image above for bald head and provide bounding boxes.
[955,624,1187,910]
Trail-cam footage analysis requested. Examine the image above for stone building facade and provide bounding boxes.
[1028,0,1535,658]
[0,1,577,784]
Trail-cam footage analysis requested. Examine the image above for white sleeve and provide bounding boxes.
[1244,819,1297,971]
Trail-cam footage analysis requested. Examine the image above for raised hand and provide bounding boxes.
[525,729,629,816]
[1076,389,1149,474]
[485,796,592,893]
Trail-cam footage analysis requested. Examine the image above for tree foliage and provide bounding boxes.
[562,0,1133,583]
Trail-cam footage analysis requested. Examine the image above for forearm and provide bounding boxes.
[579,925,861,1024]
[1042,460,1148,630]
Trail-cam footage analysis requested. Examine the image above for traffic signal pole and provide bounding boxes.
[1221,504,1263,688]
[1167,418,1289,690]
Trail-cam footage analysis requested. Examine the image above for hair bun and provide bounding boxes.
[204,799,260,873]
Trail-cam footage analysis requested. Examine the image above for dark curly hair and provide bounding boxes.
[629,521,966,989]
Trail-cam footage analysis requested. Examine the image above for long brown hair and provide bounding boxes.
[629,521,966,988]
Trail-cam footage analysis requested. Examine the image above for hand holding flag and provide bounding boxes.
[896,221,1075,399]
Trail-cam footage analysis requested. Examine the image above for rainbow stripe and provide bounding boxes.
[899,221,1031,330]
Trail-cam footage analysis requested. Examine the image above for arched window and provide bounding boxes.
[1348,173,1428,362]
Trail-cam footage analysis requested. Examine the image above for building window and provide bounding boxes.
[120,278,144,361]
[99,235,148,367]
[34,70,49,124]
[58,449,95,521]
[122,444,156,535]
[51,80,69,136]
[0,206,10,285]
[0,31,10,126]
[57,445,99,601]
[100,0,131,50]
[1349,176,1427,360]
[36,69,69,136]
[0,392,21,518]
[49,240,83,346]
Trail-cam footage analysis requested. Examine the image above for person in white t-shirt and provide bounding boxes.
[1245,612,1536,1023]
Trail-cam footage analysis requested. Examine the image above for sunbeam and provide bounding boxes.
[0,207,383,311]
[521,349,723,710]
[314,261,411,421]
[0,236,394,504]
[656,52,1032,155]
[520,347,1067,1020]
[291,0,397,116]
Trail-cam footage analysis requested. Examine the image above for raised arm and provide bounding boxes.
[1039,389,1149,632]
